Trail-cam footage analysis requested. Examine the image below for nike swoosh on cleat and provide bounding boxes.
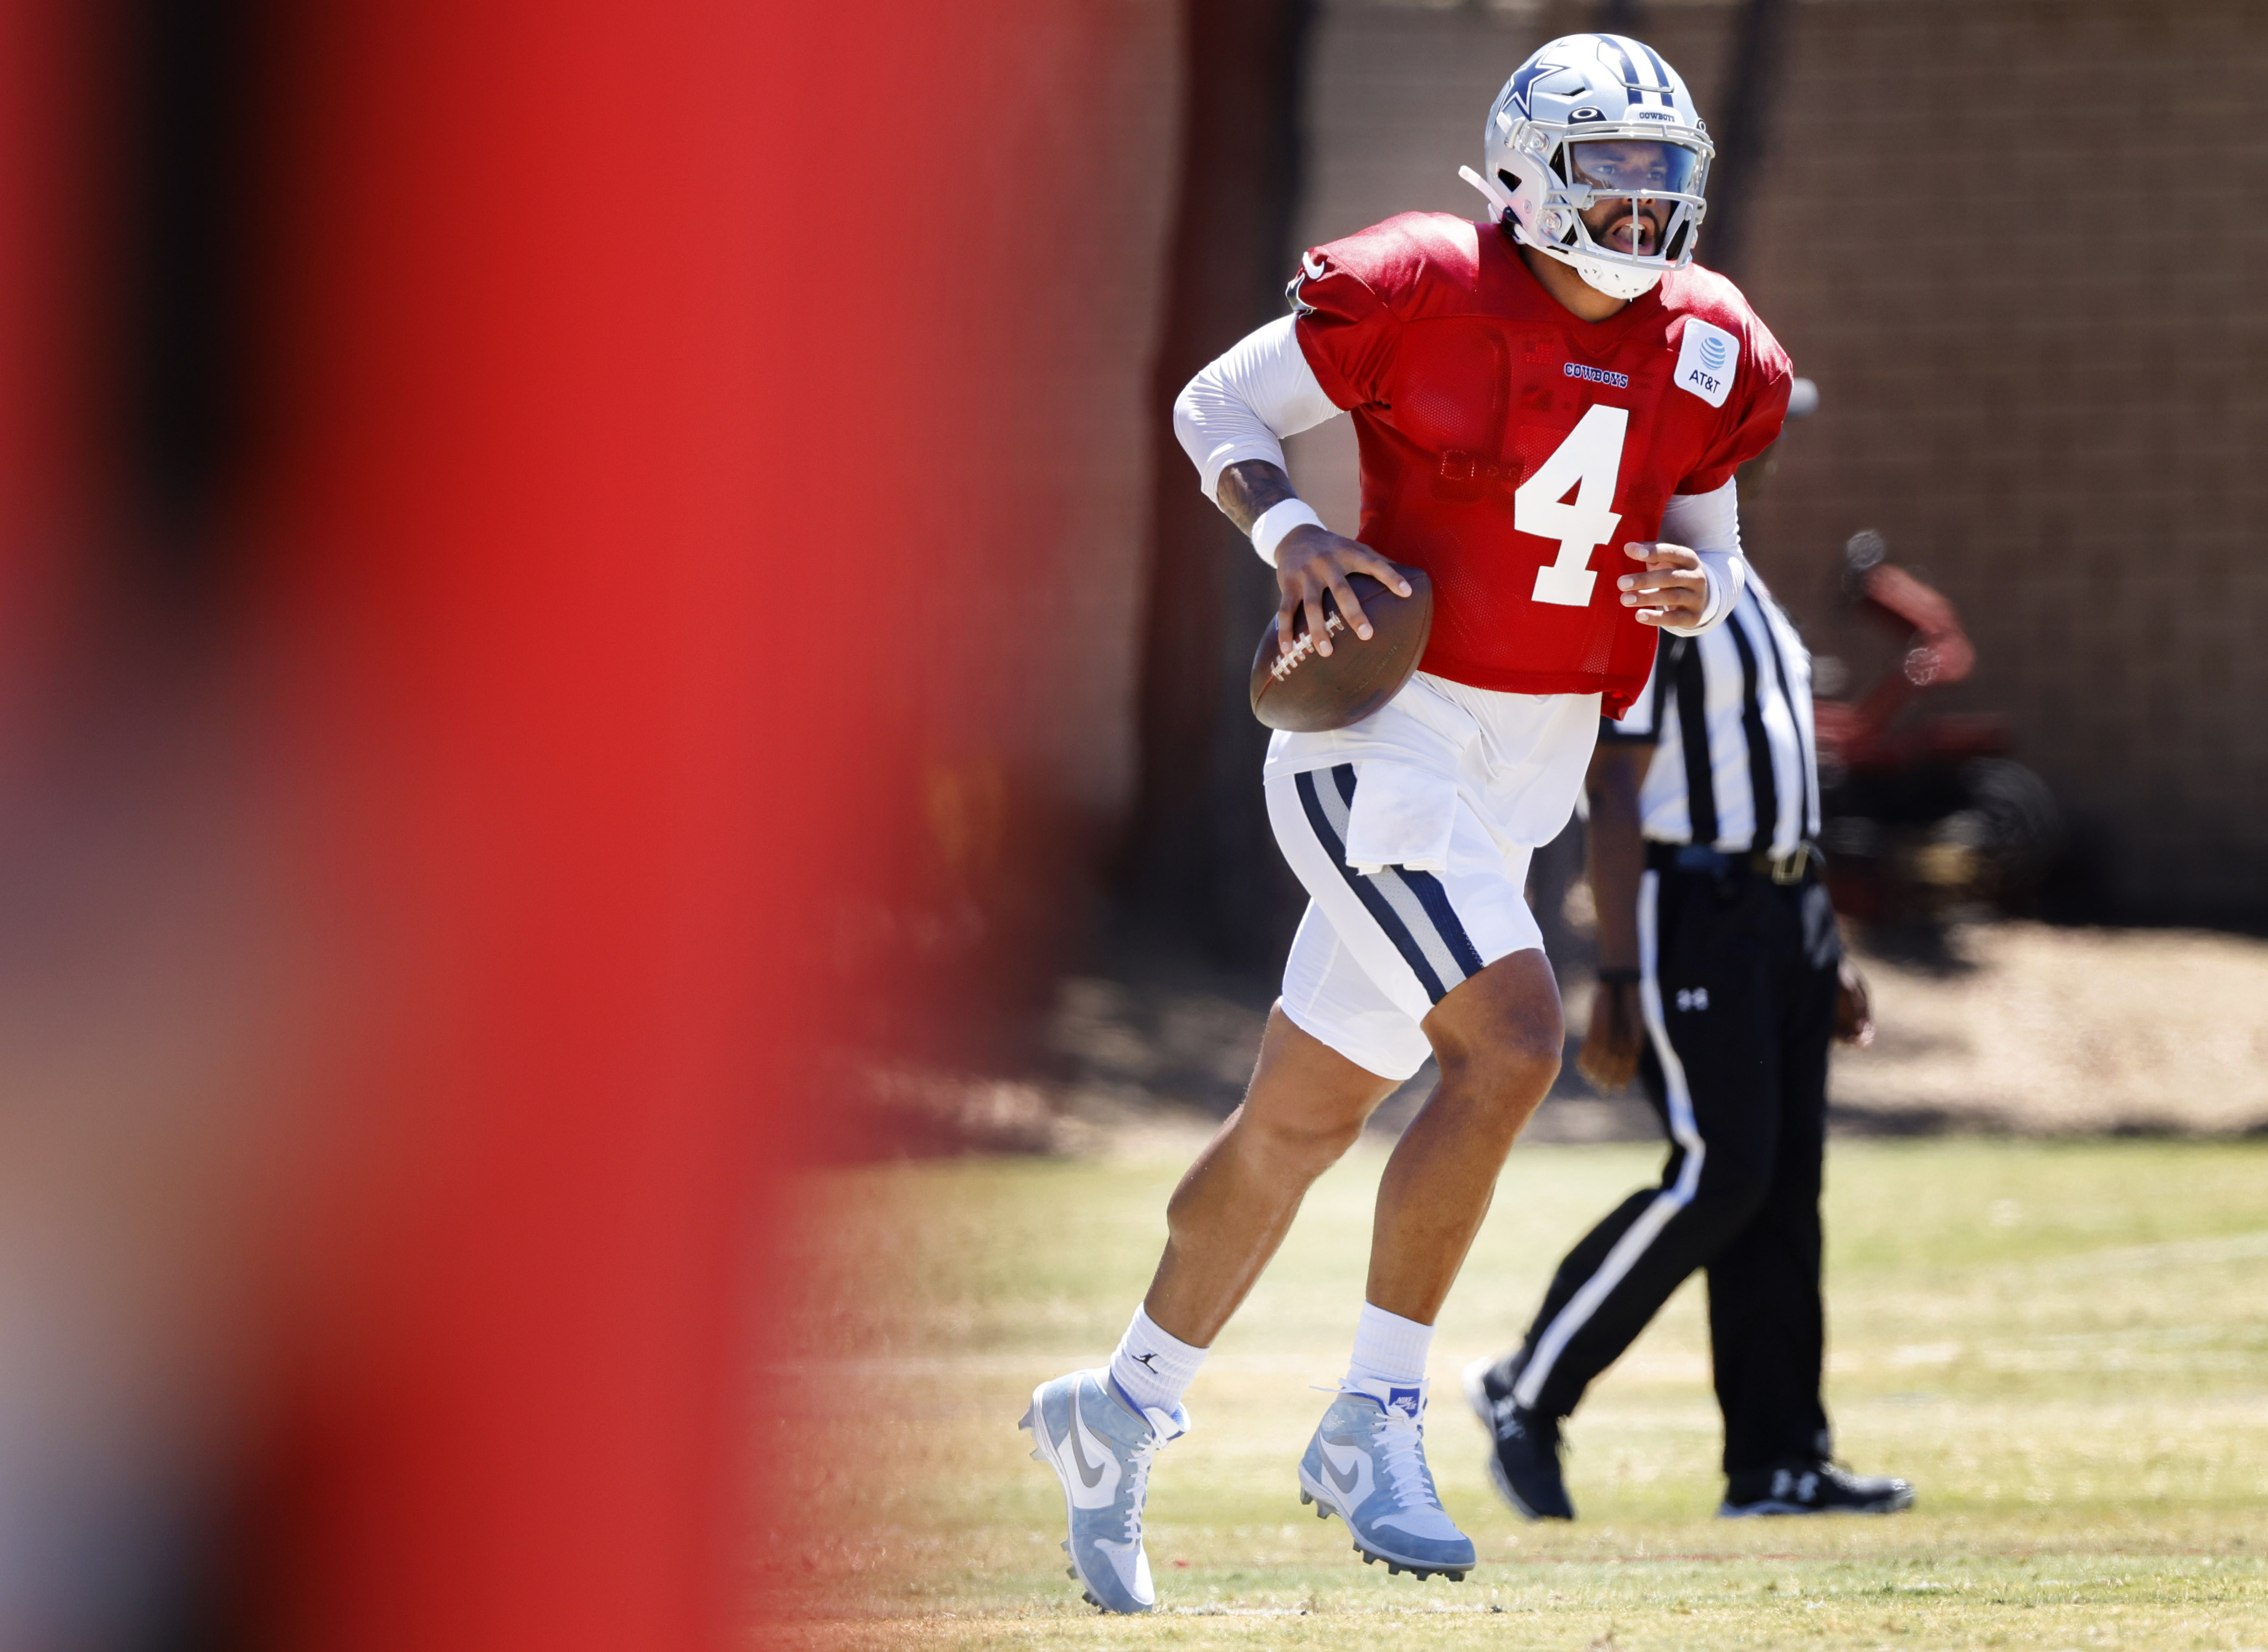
[1321,1438,1365,1496]
[1067,1393,1108,1489]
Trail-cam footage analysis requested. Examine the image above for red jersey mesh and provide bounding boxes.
[1292,212,1792,718]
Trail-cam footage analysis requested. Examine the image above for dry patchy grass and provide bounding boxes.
[766,1138,2268,1649]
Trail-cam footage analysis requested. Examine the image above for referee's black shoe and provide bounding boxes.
[1719,1459,1915,1517]
[1461,1355,1574,1520]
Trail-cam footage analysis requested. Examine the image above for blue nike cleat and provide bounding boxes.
[1296,1377,1475,1581]
[1020,1368,1189,1613]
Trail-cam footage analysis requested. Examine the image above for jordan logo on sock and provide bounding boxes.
[1132,1352,1159,1372]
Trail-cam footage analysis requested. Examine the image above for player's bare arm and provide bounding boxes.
[1216,459,1413,657]
[1575,739,1651,1091]
[1213,454,1302,535]
[1621,541,1711,628]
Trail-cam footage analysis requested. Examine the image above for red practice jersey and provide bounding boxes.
[1292,212,1792,719]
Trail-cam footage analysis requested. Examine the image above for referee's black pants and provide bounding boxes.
[1511,858,1842,1475]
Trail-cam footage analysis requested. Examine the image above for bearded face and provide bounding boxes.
[1566,140,1702,257]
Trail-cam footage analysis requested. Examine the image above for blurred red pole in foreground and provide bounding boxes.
[0,0,1140,1644]
[243,1,1131,1648]
[243,3,785,1645]
[246,0,888,1643]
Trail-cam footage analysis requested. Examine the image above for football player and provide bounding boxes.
[1023,34,1790,1610]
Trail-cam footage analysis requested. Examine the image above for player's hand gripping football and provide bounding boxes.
[1274,524,1414,659]
[1620,541,1712,627]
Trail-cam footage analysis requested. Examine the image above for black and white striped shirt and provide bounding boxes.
[1602,578,1819,857]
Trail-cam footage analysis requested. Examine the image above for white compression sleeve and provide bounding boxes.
[1172,315,1343,500]
[1656,479,1748,635]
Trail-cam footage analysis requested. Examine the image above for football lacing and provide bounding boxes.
[1270,612,1348,681]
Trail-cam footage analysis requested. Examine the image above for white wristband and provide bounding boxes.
[1249,498,1323,567]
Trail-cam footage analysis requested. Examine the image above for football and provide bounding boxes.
[1248,563,1433,732]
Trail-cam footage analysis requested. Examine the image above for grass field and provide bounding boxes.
[767,1135,2268,1649]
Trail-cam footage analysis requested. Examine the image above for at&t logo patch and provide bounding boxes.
[1673,320,1739,408]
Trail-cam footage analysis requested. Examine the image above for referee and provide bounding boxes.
[1462,574,1915,1519]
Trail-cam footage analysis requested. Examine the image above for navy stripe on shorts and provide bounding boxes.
[1293,765,1486,1006]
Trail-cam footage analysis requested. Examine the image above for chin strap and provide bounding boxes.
[1457,164,1516,222]
[1578,261,1664,301]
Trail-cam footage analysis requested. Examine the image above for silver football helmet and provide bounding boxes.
[1461,34,1713,301]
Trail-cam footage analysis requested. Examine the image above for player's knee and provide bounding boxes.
[1427,951,1563,1100]
[1243,1105,1367,1180]
[1433,1003,1563,1102]
[1490,1029,1563,1105]
[1431,1040,1558,1136]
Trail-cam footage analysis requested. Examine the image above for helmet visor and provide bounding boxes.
[1566,139,1704,200]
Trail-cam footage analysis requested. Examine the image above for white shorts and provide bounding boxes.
[1266,762,1543,1082]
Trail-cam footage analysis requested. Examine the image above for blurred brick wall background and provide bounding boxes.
[824,0,1187,1071]
[1286,0,2268,925]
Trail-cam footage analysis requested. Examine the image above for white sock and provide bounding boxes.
[1346,1300,1434,1388]
[1109,1305,1206,1418]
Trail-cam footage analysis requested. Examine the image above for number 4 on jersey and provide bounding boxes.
[1516,404,1629,607]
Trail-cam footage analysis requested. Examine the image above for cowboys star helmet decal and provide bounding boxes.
[1504,56,1566,119]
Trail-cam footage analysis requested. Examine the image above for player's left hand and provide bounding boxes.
[1620,542,1710,627]
[1834,956,1875,1047]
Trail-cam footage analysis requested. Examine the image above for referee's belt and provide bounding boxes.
[1647,840,1816,886]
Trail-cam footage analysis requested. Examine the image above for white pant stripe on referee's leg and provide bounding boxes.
[1514,869,1707,1412]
